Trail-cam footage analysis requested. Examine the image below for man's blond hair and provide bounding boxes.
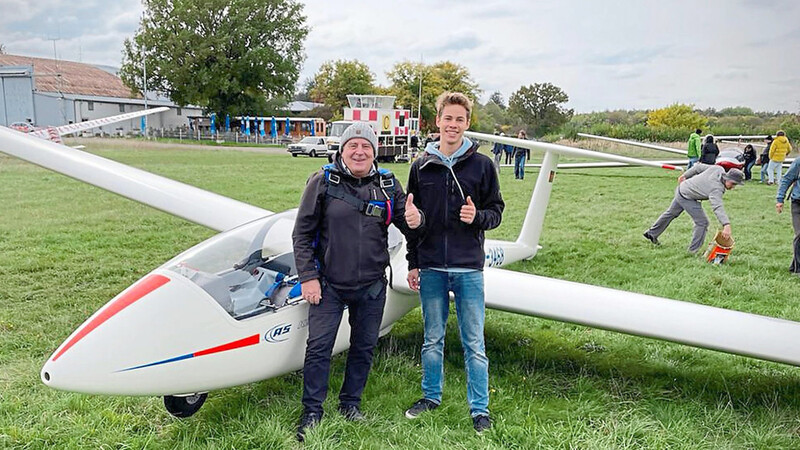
[436,92,472,120]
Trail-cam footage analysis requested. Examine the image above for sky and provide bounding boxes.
[2,0,799,113]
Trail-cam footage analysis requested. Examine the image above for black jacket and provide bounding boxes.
[743,146,757,163]
[700,142,719,164]
[406,141,504,270]
[293,155,415,291]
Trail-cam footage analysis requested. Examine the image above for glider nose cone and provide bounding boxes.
[40,273,176,394]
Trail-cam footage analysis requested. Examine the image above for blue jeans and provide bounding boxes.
[419,269,489,417]
[687,157,699,169]
[514,152,526,179]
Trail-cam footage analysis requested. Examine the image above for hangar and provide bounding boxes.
[0,54,201,135]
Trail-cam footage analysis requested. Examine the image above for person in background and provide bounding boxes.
[687,129,702,169]
[742,144,757,181]
[643,164,743,254]
[760,135,773,183]
[699,135,719,165]
[491,131,503,171]
[503,139,514,165]
[513,130,528,180]
[410,131,420,160]
[767,130,792,185]
[776,157,800,277]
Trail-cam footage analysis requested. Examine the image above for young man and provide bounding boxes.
[776,157,800,276]
[643,164,744,253]
[404,92,505,433]
[292,122,421,441]
[687,129,702,169]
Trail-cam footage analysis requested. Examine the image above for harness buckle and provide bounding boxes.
[380,178,394,189]
[328,173,341,185]
[365,202,385,218]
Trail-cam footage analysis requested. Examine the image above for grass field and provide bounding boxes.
[1,139,799,449]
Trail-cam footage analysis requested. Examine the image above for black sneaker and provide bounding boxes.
[643,231,660,245]
[296,412,320,442]
[404,398,439,419]
[338,404,365,421]
[473,414,491,433]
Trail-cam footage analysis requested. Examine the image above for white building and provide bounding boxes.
[0,54,202,135]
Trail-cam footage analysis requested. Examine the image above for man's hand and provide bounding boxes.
[301,279,322,305]
[407,269,420,292]
[460,196,476,224]
[721,224,732,241]
[777,202,784,214]
[678,174,686,183]
[405,193,421,229]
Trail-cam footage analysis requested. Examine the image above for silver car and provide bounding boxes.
[287,137,329,158]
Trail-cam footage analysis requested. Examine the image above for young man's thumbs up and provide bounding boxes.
[460,196,476,224]
[404,193,421,229]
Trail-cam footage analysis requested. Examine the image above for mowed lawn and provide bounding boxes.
[1,140,799,449]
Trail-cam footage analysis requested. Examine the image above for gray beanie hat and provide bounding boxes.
[722,168,744,185]
[340,122,378,154]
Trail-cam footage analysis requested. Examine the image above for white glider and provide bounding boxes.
[3,127,800,418]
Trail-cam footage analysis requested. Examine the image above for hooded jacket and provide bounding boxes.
[292,154,415,291]
[687,132,702,158]
[769,135,792,162]
[700,140,719,164]
[406,140,505,270]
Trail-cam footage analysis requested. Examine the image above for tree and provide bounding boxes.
[294,77,315,102]
[646,104,707,129]
[386,60,480,131]
[309,59,375,119]
[119,0,308,117]
[489,91,506,109]
[508,83,574,137]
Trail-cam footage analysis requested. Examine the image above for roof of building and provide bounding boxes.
[0,54,139,99]
[286,100,324,112]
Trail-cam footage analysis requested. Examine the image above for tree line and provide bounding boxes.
[118,0,796,141]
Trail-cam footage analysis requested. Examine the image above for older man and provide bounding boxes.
[643,164,744,253]
[292,122,421,441]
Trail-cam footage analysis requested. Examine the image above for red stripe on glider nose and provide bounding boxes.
[193,334,261,357]
[662,164,678,170]
[52,274,170,362]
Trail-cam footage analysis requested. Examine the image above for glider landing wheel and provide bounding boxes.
[164,393,207,418]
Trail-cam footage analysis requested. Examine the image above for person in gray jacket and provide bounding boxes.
[292,122,422,441]
[643,164,744,253]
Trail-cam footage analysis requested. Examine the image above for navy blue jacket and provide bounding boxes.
[406,141,504,270]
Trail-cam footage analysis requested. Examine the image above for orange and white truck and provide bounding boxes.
[326,95,418,163]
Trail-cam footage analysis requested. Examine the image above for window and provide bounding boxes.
[119,104,125,113]
[87,101,94,111]
[176,108,182,116]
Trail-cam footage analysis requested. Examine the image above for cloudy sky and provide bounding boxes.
[2,0,798,113]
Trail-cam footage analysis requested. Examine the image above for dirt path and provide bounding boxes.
[66,137,289,155]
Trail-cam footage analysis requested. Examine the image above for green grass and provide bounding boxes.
[1,141,799,449]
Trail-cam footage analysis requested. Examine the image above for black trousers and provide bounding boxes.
[791,200,800,273]
[301,280,387,415]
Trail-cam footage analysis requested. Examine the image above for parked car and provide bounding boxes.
[287,136,329,157]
